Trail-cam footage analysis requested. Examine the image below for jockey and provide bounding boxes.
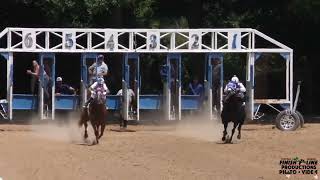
[83,77,110,108]
[224,75,246,101]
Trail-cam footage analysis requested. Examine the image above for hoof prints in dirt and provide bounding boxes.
[0,128,31,132]
[110,128,136,132]
[75,139,98,146]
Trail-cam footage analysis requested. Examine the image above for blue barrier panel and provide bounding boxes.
[55,95,79,110]
[140,95,162,110]
[106,95,121,110]
[181,95,201,110]
[13,94,38,110]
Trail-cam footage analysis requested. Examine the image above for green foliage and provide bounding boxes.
[29,0,121,27]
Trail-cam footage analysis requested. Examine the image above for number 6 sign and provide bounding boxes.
[22,31,36,49]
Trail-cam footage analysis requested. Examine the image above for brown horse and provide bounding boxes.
[79,90,107,144]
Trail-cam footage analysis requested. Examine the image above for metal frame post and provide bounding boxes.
[246,52,255,120]
[39,53,55,120]
[7,53,13,120]
[122,53,140,121]
[165,53,181,120]
[279,52,291,109]
[136,55,140,120]
[289,51,293,110]
[164,57,170,120]
[177,55,181,120]
[39,54,44,120]
[80,54,87,107]
[204,54,213,119]
[219,55,224,113]
[80,53,97,107]
[52,55,56,120]
[122,54,129,120]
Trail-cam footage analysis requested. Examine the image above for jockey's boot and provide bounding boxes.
[83,97,93,109]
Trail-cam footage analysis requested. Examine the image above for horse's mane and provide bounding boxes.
[223,91,243,110]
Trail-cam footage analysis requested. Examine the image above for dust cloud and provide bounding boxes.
[169,112,226,142]
[29,113,94,144]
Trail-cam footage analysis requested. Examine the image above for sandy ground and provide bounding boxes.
[0,118,319,180]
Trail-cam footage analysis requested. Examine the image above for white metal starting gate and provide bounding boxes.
[0,28,293,121]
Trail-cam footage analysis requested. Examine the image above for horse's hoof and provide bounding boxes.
[237,134,241,139]
[222,136,226,141]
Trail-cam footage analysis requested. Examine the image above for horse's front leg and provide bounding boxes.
[237,122,243,139]
[228,122,239,143]
[222,122,228,141]
[94,124,99,144]
[98,122,106,139]
[84,121,88,139]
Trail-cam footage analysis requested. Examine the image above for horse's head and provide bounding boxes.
[223,88,240,104]
[93,87,106,105]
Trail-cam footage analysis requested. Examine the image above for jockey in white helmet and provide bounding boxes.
[223,75,246,105]
[224,75,246,93]
[83,76,110,108]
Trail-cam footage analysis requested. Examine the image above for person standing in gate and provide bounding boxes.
[212,57,222,112]
[84,54,110,108]
[88,54,109,84]
[116,87,136,128]
[26,60,40,95]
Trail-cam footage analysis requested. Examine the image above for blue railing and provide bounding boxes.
[11,94,201,110]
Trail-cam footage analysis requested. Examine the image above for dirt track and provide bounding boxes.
[0,120,319,180]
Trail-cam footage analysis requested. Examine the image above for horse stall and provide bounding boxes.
[139,54,163,121]
[54,53,80,119]
[204,53,224,118]
[179,53,205,119]
[80,53,122,119]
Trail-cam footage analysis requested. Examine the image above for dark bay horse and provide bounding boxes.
[79,89,107,144]
[221,89,245,143]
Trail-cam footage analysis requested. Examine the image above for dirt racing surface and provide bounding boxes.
[0,119,319,180]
